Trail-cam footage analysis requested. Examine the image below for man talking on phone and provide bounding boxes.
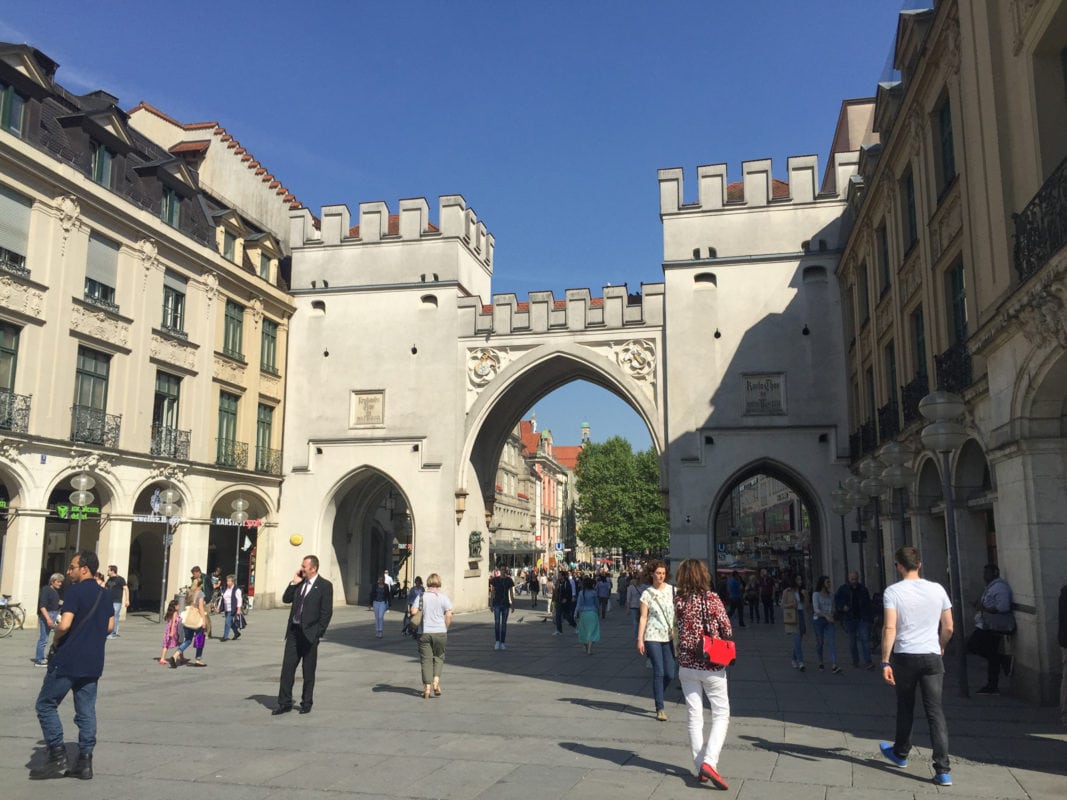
[274,555,333,715]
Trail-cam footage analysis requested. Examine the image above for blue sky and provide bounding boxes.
[1,0,915,450]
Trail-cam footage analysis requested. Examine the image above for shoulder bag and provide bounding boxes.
[181,603,204,629]
[701,591,737,667]
[47,584,105,663]
[409,593,424,629]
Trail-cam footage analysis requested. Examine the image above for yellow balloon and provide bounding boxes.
[289,534,303,547]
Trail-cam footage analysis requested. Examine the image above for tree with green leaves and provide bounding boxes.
[574,436,668,555]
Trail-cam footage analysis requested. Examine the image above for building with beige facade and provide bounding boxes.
[0,44,295,614]
[835,0,1067,703]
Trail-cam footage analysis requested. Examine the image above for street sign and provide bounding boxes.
[555,542,564,552]
[716,543,726,553]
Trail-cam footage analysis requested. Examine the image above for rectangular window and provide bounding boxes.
[153,371,181,429]
[937,96,956,193]
[878,223,891,292]
[217,391,238,455]
[161,187,180,227]
[864,366,876,422]
[222,230,236,262]
[901,169,918,252]
[857,262,870,324]
[74,346,110,411]
[947,260,967,344]
[911,306,927,379]
[91,142,113,187]
[223,300,244,359]
[255,403,274,471]
[0,82,25,137]
[0,184,32,276]
[261,318,278,373]
[843,284,856,344]
[161,272,187,335]
[885,341,898,406]
[0,321,19,391]
[259,253,270,280]
[85,233,119,312]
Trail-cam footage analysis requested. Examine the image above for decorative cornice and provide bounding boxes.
[213,353,247,386]
[0,274,45,320]
[150,333,197,372]
[70,304,131,350]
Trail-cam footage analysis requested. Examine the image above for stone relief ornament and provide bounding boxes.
[71,453,113,473]
[1017,282,1067,349]
[149,463,188,482]
[0,438,23,462]
[71,305,130,349]
[214,354,246,385]
[468,347,503,386]
[250,297,264,328]
[137,238,159,290]
[0,274,45,317]
[615,339,656,380]
[150,333,197,371]
[55,194,81,255]
[202,272,219,310]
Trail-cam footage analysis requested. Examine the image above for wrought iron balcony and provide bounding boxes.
[878,399,900,442]
[1014,155,1067,282]
[70,405,121,448]
[0,247,29,279]
[216,438,248,470]
[935,341,972,395]
[150,424,190,461]
[254,445,282,475]
[849,420,879,462]
[0,389,31,432]
[901,372,929,427]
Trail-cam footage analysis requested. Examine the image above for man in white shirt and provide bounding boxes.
[879,545,954,787]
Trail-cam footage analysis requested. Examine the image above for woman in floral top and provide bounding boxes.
[637,559,676,722]
[674,558,732,790]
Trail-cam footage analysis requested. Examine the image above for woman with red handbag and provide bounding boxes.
[674,559,732,790]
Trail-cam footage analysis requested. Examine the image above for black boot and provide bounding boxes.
[29,745,68,779]
[65,751,93,780]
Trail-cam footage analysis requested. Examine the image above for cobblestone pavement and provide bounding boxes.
[1,595,1064,799]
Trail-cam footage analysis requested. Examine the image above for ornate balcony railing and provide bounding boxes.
[901,372,929,427]
[1014,155,1067,282]
[849,420,879,462]
[935,341,972,395]
[0,247,29,279]
[878,399,900,442]
[216,438,248,470]
[83,289,120,315]
[254,445,282,475]
[150,424,190,461]
[0,389,31,432]
[70,405,121,448]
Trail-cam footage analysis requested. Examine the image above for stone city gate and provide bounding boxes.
[274,155,857,611]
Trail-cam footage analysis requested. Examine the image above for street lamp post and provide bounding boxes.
[843,476,867,586]
[157,487,181,623]
[880,441,916,552]
[830,486,850,577]
[919,389,970,698]
[69,472,96,553]
[230,498,249,579]
[860,456,888,590]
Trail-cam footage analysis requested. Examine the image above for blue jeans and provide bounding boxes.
[176,626,204,658]
[493,605,510,643]
[813,617,838,665]
[36,670,99,754]
[35,613,58,662]
[630,607,640,639]
[846,619,872,665]
[223,611,235,640]
[111,602,122,635]
[645,640,676,712]
[791,614,806,664]
[890,652,950,774]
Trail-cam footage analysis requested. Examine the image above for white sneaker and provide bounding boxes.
[494,641,500,650]
[791,660,798,669]
[553,631,561,636]
[500,643,506,650]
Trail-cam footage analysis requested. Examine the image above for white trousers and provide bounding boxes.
[679,666,730,772]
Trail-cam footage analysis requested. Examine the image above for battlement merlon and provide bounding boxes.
[288,195,495,272]
[658,154,860,215]
[456,283,665,336]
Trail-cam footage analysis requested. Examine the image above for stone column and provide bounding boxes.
[0,509,49,615]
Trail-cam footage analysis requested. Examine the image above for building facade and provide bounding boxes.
[0,44,295,613]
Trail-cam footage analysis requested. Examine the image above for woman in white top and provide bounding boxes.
[812,575,842,673]
[412,572,453,699]
[637,560,677,721]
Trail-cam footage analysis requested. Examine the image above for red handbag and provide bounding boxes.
[701,591,737,667]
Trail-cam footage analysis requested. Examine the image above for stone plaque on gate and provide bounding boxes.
[350,390,385,427]
[743,373,785,415]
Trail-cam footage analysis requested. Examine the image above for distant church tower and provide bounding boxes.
[581,421,590,444]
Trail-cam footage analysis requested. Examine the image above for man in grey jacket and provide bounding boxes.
[966,564,1015,695]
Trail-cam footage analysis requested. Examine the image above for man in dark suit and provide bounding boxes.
[274,555,333,715]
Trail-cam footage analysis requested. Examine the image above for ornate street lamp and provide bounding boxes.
[843,475,867,585]
[830,486,850,576]
[919,390,970,697]
[69,472,96,553]
[230,497,249,579]
[158,487,181,623]
[880,441,916,552]
[860,456,888,590]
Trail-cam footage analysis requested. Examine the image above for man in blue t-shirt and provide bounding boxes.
[30,550,114,781]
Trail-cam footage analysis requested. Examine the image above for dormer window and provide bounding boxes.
[222,229,237,262]
[259,253,270,280]
[0,82,25,137]
[161,187,180,227]
[91,142,113,187]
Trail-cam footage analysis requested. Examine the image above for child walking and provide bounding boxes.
[158,600,180,664]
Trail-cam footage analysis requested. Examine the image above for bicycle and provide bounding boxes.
[0,594,25,638]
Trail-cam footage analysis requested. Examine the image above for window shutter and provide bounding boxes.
[86,233,119,287]
[0,185,31,255]
[163,270,187,292]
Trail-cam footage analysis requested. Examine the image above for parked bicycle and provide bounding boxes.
[0,594,26,638]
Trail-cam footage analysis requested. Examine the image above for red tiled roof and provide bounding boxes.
[168,140,210,155]
[554,445,582,470]
[726,178,790,202]
[349,214,441,238]
[519,420,540,457]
